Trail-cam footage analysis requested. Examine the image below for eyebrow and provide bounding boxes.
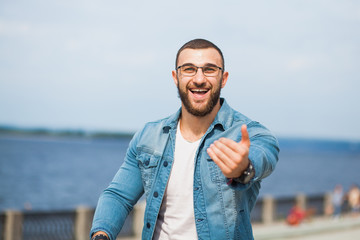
[180,63,220,67]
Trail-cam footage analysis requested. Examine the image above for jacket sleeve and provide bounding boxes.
[229,120,279,190]
[90,130,144,240]
[248,121,279,181]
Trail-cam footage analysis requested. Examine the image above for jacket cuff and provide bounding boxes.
[90,225,115,240]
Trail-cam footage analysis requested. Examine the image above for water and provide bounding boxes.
[262,138,360,198]
[1,134,360,211]
[0,134,130,211]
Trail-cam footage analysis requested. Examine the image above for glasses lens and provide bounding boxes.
[203,66,219,76]
[180,65,197,76]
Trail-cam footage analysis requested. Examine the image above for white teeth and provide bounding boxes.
[192,89,207,92]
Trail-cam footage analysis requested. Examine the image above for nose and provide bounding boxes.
[193,67,206,84]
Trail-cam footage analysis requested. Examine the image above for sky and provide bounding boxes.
[0,0,359,141]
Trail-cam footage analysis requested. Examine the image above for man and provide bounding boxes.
[90,39,279,240]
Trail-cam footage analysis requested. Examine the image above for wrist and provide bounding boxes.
[91,232,109,240]
[233,160,255,184]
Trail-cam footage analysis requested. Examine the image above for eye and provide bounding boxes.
[182,66,197,73]
[203,67,217,74]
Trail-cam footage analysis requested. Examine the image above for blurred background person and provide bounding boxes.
[347,184,360,216]
[331,184,344,219]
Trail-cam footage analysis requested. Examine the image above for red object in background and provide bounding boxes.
[287,206,306,225]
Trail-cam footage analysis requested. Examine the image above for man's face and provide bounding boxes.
[173,48,228,117]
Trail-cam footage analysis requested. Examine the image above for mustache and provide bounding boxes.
[187,82,209,89]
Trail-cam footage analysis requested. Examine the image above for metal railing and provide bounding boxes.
[0,213,5,240]
[22,210,75,240]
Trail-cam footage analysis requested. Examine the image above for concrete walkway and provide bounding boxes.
[118,214,360,240]
[253,215,360,240]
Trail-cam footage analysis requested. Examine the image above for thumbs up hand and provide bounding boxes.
[206,124,251,179]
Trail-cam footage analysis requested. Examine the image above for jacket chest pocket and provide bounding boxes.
[137,152,161,196]
[206,158,224,183]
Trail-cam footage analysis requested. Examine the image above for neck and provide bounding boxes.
[179,101,221,142]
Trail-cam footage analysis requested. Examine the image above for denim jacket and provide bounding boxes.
[90,98,279,240]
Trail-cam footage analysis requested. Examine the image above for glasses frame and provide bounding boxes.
[176,64,223,77]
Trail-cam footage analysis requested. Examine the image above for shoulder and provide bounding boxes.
[218,99,255,128]
[141,111,178,136]
[129,110,179,148]
[221,100,276,140]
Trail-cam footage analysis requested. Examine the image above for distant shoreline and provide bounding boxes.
[0,125,134,139]
[1,125,360,144]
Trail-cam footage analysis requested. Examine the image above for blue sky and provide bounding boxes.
[0,0,359,140]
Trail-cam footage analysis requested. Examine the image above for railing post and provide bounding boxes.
[133,201,145,239]
[262,196,275,224]
[296,193,306,210]
[75,207,94,240]
[4,210,23,240]
[324,192,333,216]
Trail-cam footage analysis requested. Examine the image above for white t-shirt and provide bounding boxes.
[153,122,200,240]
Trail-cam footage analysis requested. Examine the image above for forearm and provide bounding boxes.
[90,148,144,240]
[249,130,279,180]
[90,191,131,240]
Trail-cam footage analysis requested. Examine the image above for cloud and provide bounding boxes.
[286,57,312,72]
[0,20,31,36]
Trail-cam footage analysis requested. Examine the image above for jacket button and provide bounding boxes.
[153,192,159,198]
[146,222,151,228]
[144,160,150,166]
[163,161,168,167]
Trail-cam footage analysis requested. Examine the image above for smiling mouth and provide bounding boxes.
[190,88,209,95]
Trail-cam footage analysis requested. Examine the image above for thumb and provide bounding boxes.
[239,124,250,148]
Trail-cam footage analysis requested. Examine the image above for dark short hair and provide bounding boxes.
[175,39,225,70]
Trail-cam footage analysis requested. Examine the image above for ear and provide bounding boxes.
[221,71,229,88]
[172,70,178,86]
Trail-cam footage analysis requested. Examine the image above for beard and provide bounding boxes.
[177,77,222,117]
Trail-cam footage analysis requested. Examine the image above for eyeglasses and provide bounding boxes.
[176,64,223,77]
